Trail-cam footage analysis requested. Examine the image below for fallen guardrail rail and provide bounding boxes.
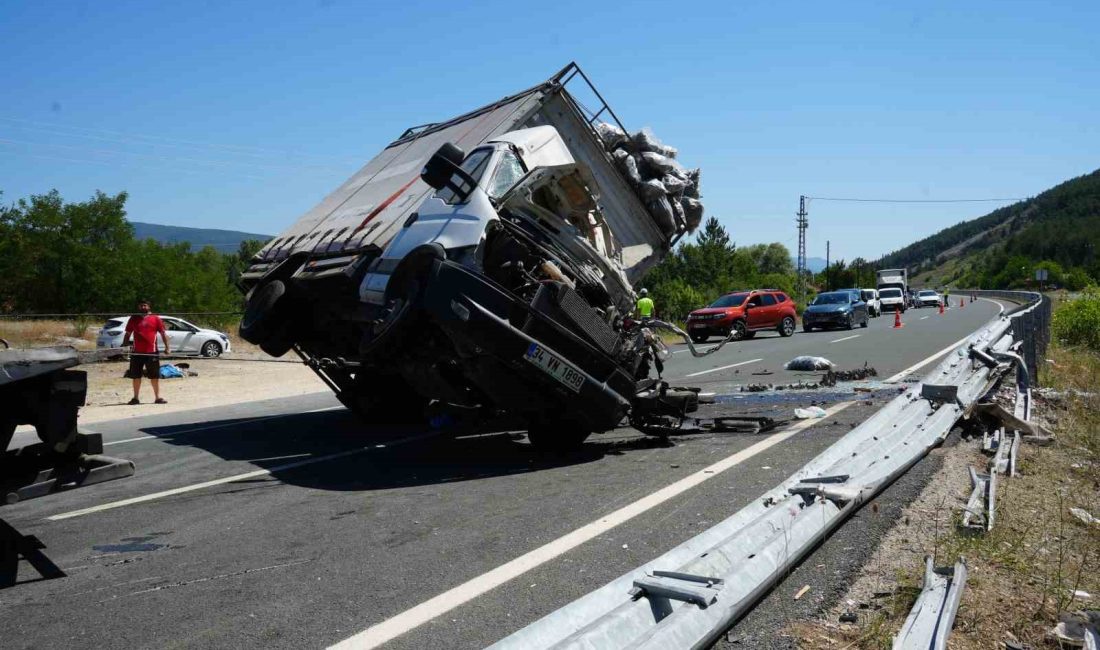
[891,556,967,649]
[490,291,1048,649]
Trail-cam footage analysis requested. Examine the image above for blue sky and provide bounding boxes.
[1,0,1097,260]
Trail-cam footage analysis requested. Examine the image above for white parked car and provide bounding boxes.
[860,288,881,317]
[97,316,231,357]
[878,287,907,313]
[915,290,943,308]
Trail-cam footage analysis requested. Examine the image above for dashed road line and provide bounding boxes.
[683,358,762,378]
[829,334,861,344]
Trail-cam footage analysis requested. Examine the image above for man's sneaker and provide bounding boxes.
[154,398,167,404]
[127,397,140,405]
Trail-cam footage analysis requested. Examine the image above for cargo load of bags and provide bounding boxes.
[594,123,705,237]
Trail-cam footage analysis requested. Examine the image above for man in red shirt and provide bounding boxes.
[122,299,170,405]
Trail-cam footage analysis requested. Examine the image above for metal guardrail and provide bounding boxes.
[891,556,967,650]
[490,291,1047,650]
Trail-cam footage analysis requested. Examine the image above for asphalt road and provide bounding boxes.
[1,299,1001,649]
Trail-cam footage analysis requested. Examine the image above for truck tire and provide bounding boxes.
[527,418,591,451]
[240,280,289,344]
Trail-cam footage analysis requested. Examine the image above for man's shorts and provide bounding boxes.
[125,354,160,379]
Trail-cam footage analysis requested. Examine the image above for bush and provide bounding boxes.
[1052,289,1100,350]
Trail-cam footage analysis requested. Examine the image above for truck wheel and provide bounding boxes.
[778,316,796,337]
[730,320,747,341]
[527,419,591,451]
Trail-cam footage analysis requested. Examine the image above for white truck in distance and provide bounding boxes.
[876,268,909,311]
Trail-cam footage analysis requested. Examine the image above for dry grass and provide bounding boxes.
[0,318,98,349]
[791,340,1100,649]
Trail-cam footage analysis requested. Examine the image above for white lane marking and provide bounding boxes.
[829,335,861,344]
[100,406,344,447]
[327,401,854,650]
[47,429,430,521]
[683,358,762,378]
[885,298,1006,383]
[920,316,929,320]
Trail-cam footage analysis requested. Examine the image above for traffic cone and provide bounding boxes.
[893,306,904,329]
[938,301,945,315]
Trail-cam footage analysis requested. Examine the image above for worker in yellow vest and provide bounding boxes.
[636,288,655,320]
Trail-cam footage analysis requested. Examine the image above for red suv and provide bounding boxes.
[686,289,798,343]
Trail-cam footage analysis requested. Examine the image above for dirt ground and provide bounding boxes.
[76,355,326,425]
[1,319,328,427]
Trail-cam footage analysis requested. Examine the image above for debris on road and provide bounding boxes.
[821,365,878,383]
[1070,507,1099,526]
[794,406,827,419]
[785,356,835,371]
[793,585,811,600]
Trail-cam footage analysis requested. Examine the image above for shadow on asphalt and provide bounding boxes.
[137,409,675,492]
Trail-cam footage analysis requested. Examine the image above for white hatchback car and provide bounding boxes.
[915,290,943,308]
[97,316,231,357]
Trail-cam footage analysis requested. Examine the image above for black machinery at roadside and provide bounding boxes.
[0,344,135,587]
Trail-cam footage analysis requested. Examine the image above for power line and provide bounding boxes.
[806,196,1026,204]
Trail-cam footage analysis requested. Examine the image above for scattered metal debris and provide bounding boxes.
[962,466,996,532]
[1070,508,1100,526]
[1048,611,1100,648]
[822,365,879,383]
[892,556,967,649]
[983,428,1021,477]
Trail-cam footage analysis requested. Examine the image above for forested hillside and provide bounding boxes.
[131,221,271,251]
[878,168,1100,289]
[0,189,264,316]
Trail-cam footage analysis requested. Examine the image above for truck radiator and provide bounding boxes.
[530,283,620,356]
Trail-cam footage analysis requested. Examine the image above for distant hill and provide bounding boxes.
[130,221,271,252]
[790,256,828,273]
[878,168,1100,289]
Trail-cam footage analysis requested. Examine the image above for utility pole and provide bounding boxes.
[826,240,831,291]
[797,196,808,306]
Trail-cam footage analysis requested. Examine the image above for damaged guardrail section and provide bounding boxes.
[490,291,1048,650]
[891,557,967,650]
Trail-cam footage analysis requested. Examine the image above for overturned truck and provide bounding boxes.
[238,63,708,448]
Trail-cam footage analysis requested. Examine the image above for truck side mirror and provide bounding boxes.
[421,143,476,201]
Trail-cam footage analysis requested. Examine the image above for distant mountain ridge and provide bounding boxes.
[130,221,271,252]
[789,256,828,273]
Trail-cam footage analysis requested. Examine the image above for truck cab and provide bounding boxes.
[360,126,631,315]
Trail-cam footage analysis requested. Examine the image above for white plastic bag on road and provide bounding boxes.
[794,406,828,419]
[786,356,835,371]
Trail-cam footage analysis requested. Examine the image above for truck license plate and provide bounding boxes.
[524,343,584,393]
